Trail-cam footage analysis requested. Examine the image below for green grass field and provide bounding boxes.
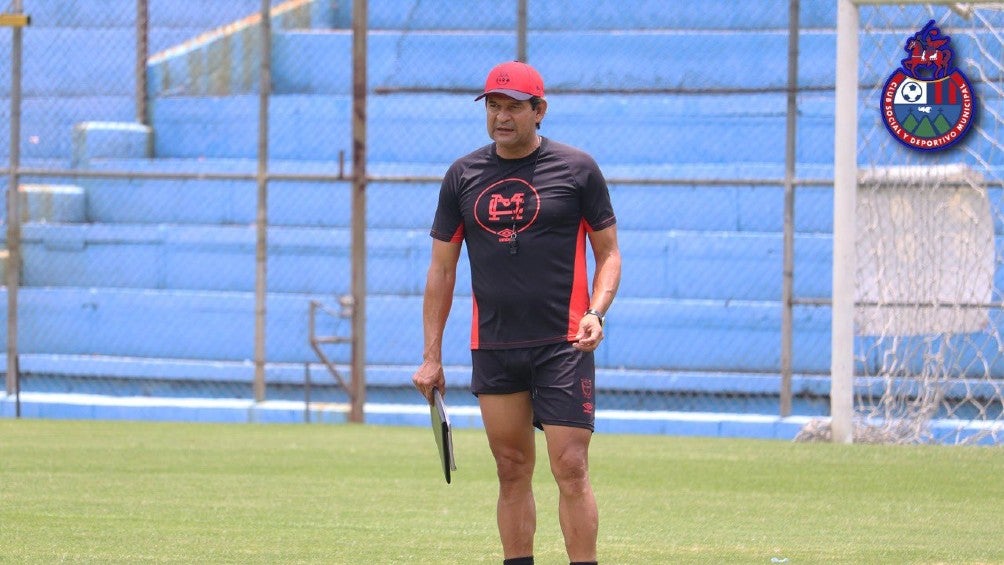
[1,419,1002,564]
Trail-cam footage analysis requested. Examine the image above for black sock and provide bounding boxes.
[503,557,533,565]
[570,562,597,565]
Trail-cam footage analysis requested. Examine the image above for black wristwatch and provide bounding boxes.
[584,308,605,327]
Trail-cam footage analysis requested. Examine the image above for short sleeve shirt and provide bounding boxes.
[431,137,617,350]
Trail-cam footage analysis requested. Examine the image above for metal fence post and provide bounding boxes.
[517,0,527,62]
[3,3,28,412]
[254,0,272,403]
[350,0,368,423]
[780,0,800,417]
[135,0,148,126]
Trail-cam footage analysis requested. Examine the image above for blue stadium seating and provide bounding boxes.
[0,2,294,161]
[4,0,1002,433]
[8,220,840,301]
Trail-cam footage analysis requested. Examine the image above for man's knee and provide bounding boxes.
[549,447,590,492]
[493,445,535,485]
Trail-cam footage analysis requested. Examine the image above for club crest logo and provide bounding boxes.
[474,177,540,243]
[881,20,975,151]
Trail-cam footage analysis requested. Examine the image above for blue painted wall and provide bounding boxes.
[5,0,1001,420]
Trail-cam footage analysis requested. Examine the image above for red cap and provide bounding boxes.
[475,61,545,101]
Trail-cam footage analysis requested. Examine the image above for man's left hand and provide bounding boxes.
[573,317,603,352]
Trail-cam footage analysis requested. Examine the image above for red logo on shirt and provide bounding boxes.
[474,177,540,244]
[488,193,525,221]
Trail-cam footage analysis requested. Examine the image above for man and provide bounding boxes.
[412,60,621,565]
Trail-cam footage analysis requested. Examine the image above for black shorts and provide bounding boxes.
[471,341,596,431]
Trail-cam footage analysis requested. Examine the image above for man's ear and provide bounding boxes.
[535,99,548,124]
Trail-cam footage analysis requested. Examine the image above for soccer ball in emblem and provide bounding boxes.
[901,81,924,102]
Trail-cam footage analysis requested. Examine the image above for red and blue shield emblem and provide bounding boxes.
[881,20,975,151]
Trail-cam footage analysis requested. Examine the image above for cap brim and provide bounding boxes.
[475,88,535,101]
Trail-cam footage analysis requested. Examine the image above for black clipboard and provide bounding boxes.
[430,388,457,484]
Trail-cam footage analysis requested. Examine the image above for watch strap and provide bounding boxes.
[584,308,605,326]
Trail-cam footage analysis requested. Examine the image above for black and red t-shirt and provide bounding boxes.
[431,137,617,350]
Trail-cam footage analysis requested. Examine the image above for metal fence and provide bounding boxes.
[2,0,832,425]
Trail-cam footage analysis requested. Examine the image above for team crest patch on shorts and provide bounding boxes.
[880,20,975,151]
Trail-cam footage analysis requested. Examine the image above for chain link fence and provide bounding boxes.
[2,0,854,430]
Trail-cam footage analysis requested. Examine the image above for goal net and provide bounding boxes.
[823,1,1004,444]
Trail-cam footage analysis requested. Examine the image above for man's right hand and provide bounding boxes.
[411,360,446,404]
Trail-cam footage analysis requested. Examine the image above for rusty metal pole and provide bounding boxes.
[4,2,28,405]
[253,0,272,403]
[349,0,368,423]
[135,0,148,126]
[517,0,527,62]
[780,0,800,417]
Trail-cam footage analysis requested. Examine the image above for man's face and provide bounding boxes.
[485,93,545,158]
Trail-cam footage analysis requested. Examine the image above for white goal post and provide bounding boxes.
[831,0,1004,444]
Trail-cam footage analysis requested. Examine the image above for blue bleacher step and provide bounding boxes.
[72,121,152,166]
[12,224,430,296]
[623,230,833,300]
[8,352,832,415]
[5,287,999,385]
[3,0,280,159]
[43,158,440,227]
[269,27,1001,96]
[75,165,353,226]
[148,92,837,165]
[609,182,834,233]
[1,286,828,373]
[0,225,822,307]
[2,287,352,365]
[17,184,86,223]
[63,158,838,230]
[147,0,343,97]
[0,96,136,161]
[268,29,838,95]
[111,89,1004,166]
[142,95,987,169]
[357,0,839,31]
[10,222,840,301]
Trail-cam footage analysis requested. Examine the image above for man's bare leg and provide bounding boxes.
[480,392,537,559]
[543,424,597,563]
